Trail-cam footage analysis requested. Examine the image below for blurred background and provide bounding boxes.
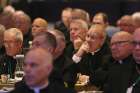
[1,0,140,25]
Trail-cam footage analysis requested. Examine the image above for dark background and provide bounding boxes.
[11,1,140,25]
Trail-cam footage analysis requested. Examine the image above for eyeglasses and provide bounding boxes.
[132,41,140,47]
[110,40,131,47]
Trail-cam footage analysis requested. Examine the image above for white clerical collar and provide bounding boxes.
[118,60,123,64]
[30,81,49,93]
[90,48,100,55]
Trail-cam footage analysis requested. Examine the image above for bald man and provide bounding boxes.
[32,18,48,38]
[102,31,135,93]
[10,48,76,93]
[71,24,110,86]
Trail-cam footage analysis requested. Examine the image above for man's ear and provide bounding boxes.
[47,65,53,75]
[17,41,23,48]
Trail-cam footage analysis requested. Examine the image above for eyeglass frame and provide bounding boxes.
[110,40,132,47]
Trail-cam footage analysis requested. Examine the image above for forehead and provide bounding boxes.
[111,34,130,42]
[33,19,47,26]
[25,54,44,66]
[62,10,71,15]
[70,22,80,28]
[88,26,104,35]
[4,32,15,40]
[94,15,103,20]
[87,29,98,36]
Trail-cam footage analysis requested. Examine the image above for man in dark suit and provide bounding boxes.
[102,31,135,93]
[31,32,64,85]
[72,24,110,84]
[49,29,77,88]
[0,28,23,78]
[10,48,75,93]
[128,28,140,93]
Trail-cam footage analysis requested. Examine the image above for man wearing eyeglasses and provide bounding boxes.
[127,28,140,93]
[103,31,136,93]
[0,28,23,78]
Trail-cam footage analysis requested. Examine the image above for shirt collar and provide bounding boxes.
[90,48,100,55]
[30,81,49,93]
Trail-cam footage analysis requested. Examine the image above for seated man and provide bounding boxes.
[102,31,135,93]
[0,28,23,78]
[72,24,110,86]
[128,28,140,93]
[32,31,64,86]
[10,48,75,93]
[65,19,89,58]
[49,29,77,88]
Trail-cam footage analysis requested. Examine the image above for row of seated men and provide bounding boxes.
[0,5,140,93]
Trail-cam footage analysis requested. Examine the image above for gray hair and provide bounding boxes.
[70,19,89,31]
[5,28,23,42]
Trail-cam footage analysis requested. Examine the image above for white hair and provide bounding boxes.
[132,12,140,21]
[5,28,23,42]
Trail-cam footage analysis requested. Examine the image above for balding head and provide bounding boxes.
[33,18,47,27]
[24,48,53,87]
[32,17,47,37]
[89,24,106,41]
[85,24,106,52]
[117,15,134,33]
[132,12,140,29]
[110,31,133,60]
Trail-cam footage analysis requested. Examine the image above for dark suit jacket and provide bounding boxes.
[103,55,136,93]
[0,54,17,78]
[10,81,76,93]
[53,53,77,88]
[127,64,140,93]
[76,40,110,76]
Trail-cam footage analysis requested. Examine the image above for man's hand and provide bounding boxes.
[75,41,89,57]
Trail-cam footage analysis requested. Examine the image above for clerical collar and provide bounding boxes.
[118,60,123,64]
[90,48,100,55]
[30,81,49,93]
